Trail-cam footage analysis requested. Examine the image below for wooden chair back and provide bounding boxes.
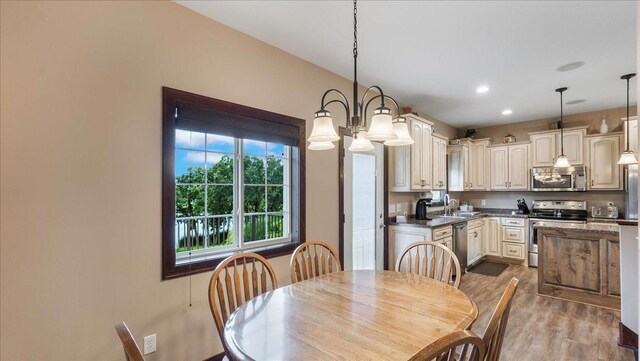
[208,253,278,353]
[114,322,145,361]
[408,330,486,361]
[290,240,341,283]
[395,241,462,288]
[482,278,519,361]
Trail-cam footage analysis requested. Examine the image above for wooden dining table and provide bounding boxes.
[223,270,478,360]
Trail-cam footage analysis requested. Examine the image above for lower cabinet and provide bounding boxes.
[388,225,453,269]
[484,217,501,257]
[467,221,483,265]
[500,217,526,261]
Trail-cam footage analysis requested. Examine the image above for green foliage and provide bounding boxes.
[175,152,286,252]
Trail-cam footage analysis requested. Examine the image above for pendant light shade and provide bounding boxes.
[366,107,397,141]
[308,141,335,151]
[617,73,637,165]
[308,110,339,142]
[384,117,414,146]
[618,150,638,165]
[554,87,571,168]
[349,131,375,152]
[554,155,571,168]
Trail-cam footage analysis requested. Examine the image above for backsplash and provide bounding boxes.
[449,191,625,214]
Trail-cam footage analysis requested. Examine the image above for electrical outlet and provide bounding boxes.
[389,204,396,212]
[481,199,486,206]
[143,334,156,355]
[396,203,402,211]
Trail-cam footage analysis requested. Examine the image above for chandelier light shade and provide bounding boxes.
[366,107,397,141]
[617,73,638,165]
[348,130,375,152]
[554,87,571,168]
[307,0,412,152]
[308,110,340,143]
[308,141,336,151]
[385,117,414,146]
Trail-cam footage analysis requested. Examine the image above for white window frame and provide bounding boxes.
[175,133,292,265]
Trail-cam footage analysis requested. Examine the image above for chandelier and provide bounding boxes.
[307,0,413,152]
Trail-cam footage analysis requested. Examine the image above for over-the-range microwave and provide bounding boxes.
[530,166,587,192]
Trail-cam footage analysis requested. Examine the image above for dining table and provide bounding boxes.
[223,270,478,360]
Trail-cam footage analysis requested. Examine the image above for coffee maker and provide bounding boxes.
[416,197,433,220]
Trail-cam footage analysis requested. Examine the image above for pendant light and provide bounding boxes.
[307,0,412,152]
[554,87,571,168]
[617,73,638,165]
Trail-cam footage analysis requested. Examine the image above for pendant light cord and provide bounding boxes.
[352,0,359,126]
[626,76,630,151]
[559,89,564,156]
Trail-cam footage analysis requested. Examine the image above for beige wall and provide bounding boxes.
[459,106,637,143]
[0,1,402,360]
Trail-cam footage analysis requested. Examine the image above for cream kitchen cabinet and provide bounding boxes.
[483,217,501,257]
[432,134,448,191]
[448,138,490,191]
[467,219,483,266]
[587,133,623,190]
[448,144,469,191]
[489,143,530,191]
[529,127,587,167]
[389,114,434,192]
[623,116,638,156]
[388,225,452,268]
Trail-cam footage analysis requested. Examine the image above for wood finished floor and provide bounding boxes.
[459,264,635,361]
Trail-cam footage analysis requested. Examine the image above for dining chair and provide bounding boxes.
[289,240,342,283]
[408,330,486,361]
[395,241,462,288]
[208,253,278,356]
[114,322,145,361]
[481,278,519,361]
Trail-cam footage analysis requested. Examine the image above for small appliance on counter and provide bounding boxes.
[516,199,530,214]
[591,204,618,219]
[415,198,432,220]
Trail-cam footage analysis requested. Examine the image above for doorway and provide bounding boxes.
[342,135,385,270]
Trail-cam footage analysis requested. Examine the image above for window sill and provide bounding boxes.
[162,241,300,280]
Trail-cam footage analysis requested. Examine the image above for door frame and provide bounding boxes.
[338,127,389,270]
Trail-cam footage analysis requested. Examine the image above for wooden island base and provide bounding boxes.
[536,225,620,310]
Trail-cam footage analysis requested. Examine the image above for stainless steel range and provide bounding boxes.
[528,200,588,267]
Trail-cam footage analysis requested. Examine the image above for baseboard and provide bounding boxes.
[203,352,226,361]
[618,322,639,351]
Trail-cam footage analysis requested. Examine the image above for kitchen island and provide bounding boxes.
[534,221,620,309]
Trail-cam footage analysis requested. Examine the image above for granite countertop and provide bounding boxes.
[533,221,619,235]
[388,208,527,229]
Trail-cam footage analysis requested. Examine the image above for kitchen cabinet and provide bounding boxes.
[432,134,448,191]
[529,127,587,167]
[489,143,530,191]
[484,217,501,257]
[623,116,638,156]
[448,138,491,191]
[587,133,623,190]
[469,140,491,190]
[467,219,483,265]
[500,217,526,261]
[389,115,433,192]
[388,225,453,269]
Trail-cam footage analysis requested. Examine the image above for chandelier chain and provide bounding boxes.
[353,0,357,58]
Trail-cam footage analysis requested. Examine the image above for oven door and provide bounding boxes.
[531,171,575,191]
[528,218,586,267]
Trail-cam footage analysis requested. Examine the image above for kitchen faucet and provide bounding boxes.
[444,194,458,216]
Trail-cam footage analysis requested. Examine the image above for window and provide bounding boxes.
[163,87,305,279]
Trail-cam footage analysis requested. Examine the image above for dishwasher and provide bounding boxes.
[453,222,468,273]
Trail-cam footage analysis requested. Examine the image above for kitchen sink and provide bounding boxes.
[452,211,481,217]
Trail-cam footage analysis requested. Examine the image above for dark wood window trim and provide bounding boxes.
[162,87,306,280]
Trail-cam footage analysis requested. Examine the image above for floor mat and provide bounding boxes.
[467,261,509,277]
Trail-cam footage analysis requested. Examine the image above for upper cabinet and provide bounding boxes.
[529,126,587,167]
[432,133,448,191]
[623,116,638,156]
[489,143,530,191]
[587,133,623,190]
[447,138,491,191]
[389,114,434,192]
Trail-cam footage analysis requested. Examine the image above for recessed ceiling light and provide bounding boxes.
[476,86,489,93]
[502,109,512,115]
[566,99,586,105]
[556,61,585,72]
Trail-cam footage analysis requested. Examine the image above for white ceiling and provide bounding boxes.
[176,1,637,128]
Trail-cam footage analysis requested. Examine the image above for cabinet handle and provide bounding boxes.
[509,249,517,253]
[505,182,508,187]
[591,180,594,187]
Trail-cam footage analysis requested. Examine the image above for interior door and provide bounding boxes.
[344,136,385,271]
